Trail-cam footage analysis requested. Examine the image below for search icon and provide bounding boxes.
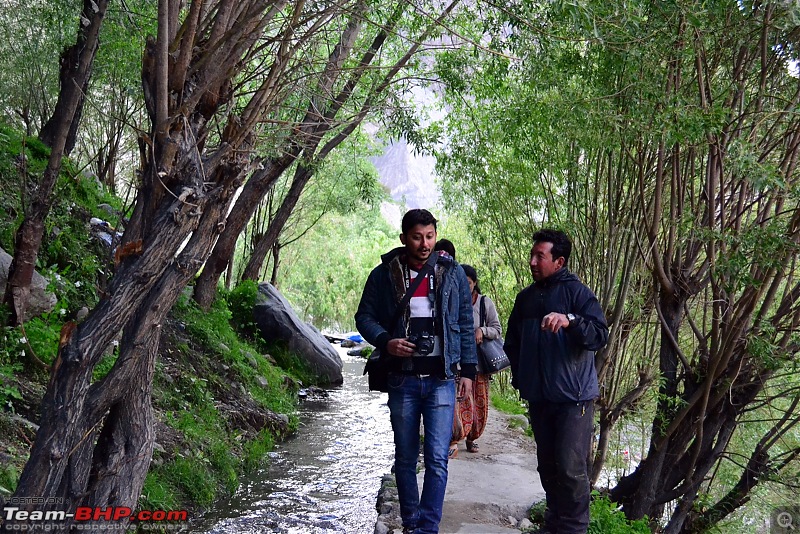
[778,511,795,530]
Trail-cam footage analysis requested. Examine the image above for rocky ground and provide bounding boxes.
[375,407,545,534]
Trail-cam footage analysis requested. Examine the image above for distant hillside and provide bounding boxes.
[371,138,440,210]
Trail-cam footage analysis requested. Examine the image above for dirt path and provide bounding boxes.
[375,407,545,534]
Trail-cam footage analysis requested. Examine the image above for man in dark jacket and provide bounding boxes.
[355,209,476,534]
[504,229,608,534]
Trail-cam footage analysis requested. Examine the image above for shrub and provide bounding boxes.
[588,493,650,534]
[528,493,651,533]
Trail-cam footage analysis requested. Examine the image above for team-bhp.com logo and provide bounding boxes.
[3,504,188,531]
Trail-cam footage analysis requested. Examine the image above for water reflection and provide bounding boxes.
[194,346,393,533]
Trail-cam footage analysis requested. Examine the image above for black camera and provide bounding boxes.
[408,332,435,356]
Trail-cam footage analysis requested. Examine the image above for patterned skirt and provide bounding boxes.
[451,373,490,443]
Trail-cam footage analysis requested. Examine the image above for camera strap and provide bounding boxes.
[392,251,438,330]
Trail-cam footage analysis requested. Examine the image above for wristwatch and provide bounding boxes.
[566,313,577,327]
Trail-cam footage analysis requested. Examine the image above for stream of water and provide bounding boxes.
[191,345,393,533]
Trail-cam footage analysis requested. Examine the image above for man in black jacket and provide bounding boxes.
[504,229,608,534]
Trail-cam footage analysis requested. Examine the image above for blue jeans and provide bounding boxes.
[387,373,456,534]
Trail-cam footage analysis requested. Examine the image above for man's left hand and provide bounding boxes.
[541,312,569,333]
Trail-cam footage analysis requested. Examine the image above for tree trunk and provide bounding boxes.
[615,289,684,520]
[84,308,161,509]
[193,152,299,308]
[194,1,412,307]
[592,408,613,485]
[4,0,109,325]
[8,155,242,526]
[242,164,312,281]
[269,242,280,285]
[39,0,110,155]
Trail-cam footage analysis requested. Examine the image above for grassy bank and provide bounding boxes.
[0,123,307,514]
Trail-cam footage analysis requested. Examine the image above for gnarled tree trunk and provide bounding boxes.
[3,0,109,326]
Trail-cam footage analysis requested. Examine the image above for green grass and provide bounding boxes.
[0,122,304,516]
[0,463,17,495]
[139,471,180,511]
[489,373,528,415]
[489,375,532,435]
[244,429,275,472]
[171,294,302,417]
[140,290,303,513]
[528,492,651,533]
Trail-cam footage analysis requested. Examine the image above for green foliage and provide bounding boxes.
[490,380,528,417]
[0,0,78,133]
[588,493,650,533]
[17,315,60,366]
[0,123,121,315]
[164,457,217,508]
[243,429,275,472]
[224,280,260,335]
[265,342,316,387]
[139,471,179,512]
[528,493,650,533]
[0,363,22,412]
[433,1,800,529]
[0,120,302,515]
[0,463,17,496]
[170,294,299,414]
[489,379,531,436]
[278,207,397,332]
[92,353,118,382]
[140,292,304,512]
[527,499,547,525]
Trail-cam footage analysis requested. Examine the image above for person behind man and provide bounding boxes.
[504,229,608,534]
[464,264,501,452]
[433,238,456,260]
[355,209,476,534]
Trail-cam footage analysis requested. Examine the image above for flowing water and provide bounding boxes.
[192,345,394,533]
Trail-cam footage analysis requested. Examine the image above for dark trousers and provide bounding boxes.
[529,400,594,534]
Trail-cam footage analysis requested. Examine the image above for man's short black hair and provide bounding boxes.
[533,229,572,265]
[434,239,456,259]
[402,209,438,234]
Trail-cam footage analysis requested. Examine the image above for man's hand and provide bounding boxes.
[458,377,473,400]
[541,312,569,333]
[387,337,415,357]
[475,327,484,345]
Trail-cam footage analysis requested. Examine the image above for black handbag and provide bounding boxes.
[362,253,438,392]
[364,348,389,392]
[478,296,511,374]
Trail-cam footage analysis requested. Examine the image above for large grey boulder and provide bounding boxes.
[252,283,343,385]
[0,247,57,321]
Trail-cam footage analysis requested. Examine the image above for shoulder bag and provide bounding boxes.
[363,252,438,392]
[477,295,511,374]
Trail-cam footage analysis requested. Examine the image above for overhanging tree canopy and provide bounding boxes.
[9,0,467,525]
[435,0,800,530]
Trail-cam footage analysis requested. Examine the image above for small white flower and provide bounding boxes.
[59,309,67,316]
[54,273,62,281]
[75,281,82,287]
[111,340,119,347]
[19,337,27,344]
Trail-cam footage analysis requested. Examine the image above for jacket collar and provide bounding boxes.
[535,267,578,287]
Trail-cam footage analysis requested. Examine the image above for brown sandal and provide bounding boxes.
[448,444,458,459]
